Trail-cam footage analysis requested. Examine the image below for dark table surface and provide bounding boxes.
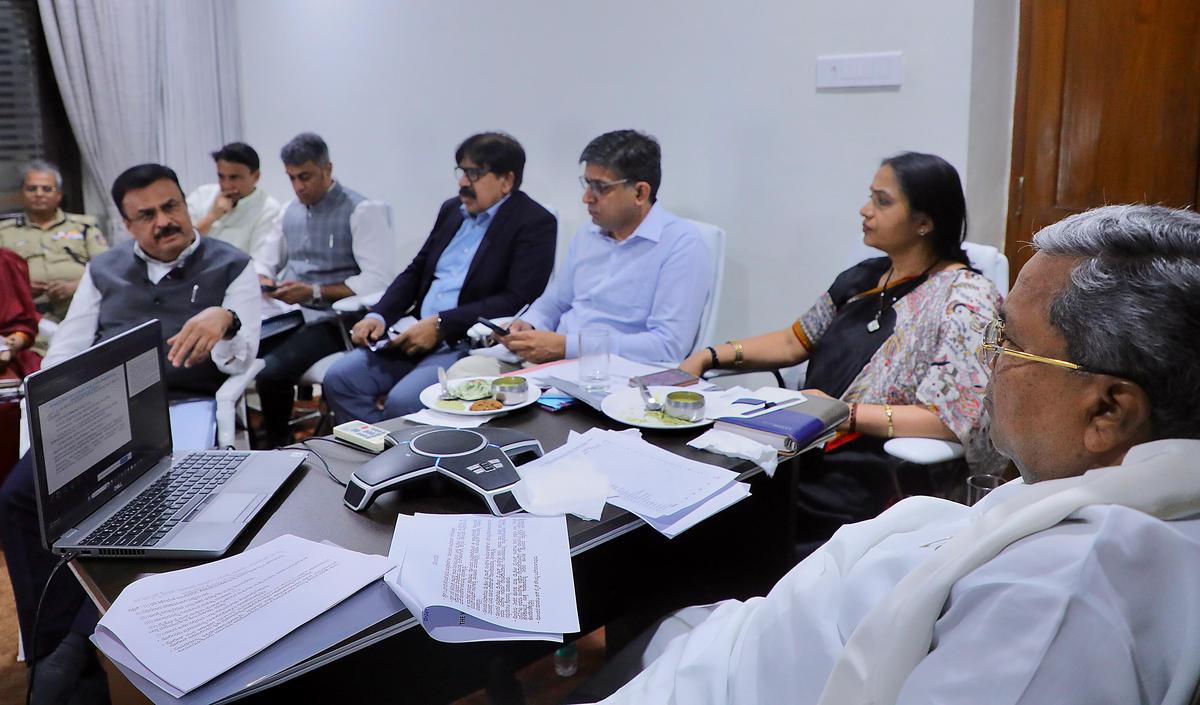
[76,400,803,703]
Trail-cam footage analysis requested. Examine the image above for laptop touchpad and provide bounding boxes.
[194,493,260,523]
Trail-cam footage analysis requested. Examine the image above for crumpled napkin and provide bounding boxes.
[687,428,779,476]
[512,455,610,520]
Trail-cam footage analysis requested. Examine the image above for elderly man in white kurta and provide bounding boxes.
[590,204,1200,705]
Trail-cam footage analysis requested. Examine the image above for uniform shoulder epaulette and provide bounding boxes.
[64,213,99,227]
[0,215,24,229]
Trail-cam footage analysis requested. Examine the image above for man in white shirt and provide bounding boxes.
[0,163,262,705]
[186,142,284,280]
[256,132,396,447]
[580,204,1200,705]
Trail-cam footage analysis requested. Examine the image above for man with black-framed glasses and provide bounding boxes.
[578,204,1200,705]
[450,129,711,375]
[322,132,556,423]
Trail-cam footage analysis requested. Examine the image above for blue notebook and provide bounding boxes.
[714,398,849,453]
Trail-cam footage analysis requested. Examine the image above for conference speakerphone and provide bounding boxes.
[343,427,544,515]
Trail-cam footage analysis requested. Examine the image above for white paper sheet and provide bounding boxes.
[402,409,492,428]
[555,428,739,520]
[521,355,665,389]
[688,428,780,477]
[703,386,808,420]
[384,513,579,642]
[93,535,393,696]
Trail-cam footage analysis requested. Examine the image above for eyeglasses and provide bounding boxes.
[578,176,629,196]
[454,166,490,183]
[23,184,57,194]
[976,318,1095,373]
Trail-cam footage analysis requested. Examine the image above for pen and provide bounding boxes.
[190,284,198,303]
[510,302,531,326]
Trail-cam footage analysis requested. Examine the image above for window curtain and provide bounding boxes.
[38,0,242,240]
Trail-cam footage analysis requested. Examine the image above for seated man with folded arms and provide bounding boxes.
[186,141,285,280]
[0,163,261,705]
[0,159,108,354]
[577,205,1200,705]
[322,132,556,423]
[449,129,710,377]
[256,132,396,447]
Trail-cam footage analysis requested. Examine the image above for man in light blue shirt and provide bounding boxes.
[322,133,556,422]
[454,130,710,373]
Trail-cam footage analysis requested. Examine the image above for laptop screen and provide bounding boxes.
[25,320,172,549]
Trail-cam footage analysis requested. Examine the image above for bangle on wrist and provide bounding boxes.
[848,402,858,433]
[705,345,720,370]
[884,403,895,438]
[727,339,744,367]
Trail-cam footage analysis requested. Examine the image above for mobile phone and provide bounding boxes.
[260,283,278,293]
[475,317,510,336]
[629,368,701,388]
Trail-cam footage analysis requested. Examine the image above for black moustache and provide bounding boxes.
[459,187,476,199]
[154,225,182,240]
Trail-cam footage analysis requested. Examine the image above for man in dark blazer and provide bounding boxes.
[322,132,556,422]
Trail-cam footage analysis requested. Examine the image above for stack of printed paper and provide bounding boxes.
[385,513,580,643]
[548,428,750,537]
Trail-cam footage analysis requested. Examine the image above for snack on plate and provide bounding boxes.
[451,378,493,401]
[469,398,504,411]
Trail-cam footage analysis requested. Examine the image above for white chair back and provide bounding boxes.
[685,219,726,354]
[847,241,1009,297]
[962,242,1009,297]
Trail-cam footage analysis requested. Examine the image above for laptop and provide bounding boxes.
[24,320,306,558]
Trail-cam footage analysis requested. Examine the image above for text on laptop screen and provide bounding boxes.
[25,321,172,546]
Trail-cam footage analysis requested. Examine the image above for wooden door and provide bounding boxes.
[1005,0,1200,280]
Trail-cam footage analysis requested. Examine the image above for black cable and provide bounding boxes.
[26,551,77,705]
[281,439,347,486]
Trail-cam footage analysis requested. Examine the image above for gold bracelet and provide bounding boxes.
[884,404,894,438]
[727,339,744,367]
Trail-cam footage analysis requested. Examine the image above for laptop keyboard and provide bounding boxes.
[81,452,250,548]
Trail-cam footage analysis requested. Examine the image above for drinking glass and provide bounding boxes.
[966,473,1004,506]
[578,328,610,392]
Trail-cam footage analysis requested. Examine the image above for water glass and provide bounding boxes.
[966,473,1004,506]
[578,328,610,392]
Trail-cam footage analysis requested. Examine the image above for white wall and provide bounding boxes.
[237,1,1013,344]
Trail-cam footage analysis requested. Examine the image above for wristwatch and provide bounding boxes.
[223,309,242,340]
[310,283,323,305]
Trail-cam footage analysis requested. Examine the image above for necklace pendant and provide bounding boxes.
[866,318,881,333]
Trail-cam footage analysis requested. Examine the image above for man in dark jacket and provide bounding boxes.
[322,132,556,422]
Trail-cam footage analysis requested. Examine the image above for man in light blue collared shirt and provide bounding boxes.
[473,130,711,368]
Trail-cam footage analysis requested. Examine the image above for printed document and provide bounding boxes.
[385,513,579,643]
[92,534,393,697]
[553,429,750,536]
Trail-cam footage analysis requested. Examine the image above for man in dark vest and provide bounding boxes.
[0,163,261,704]
[257,132,396,447]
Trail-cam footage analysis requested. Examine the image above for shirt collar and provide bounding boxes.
[592,202,667,244]
[459,193,510,223]
[27,209,67,230]
[133,229,202,268]
[306,180,342,212]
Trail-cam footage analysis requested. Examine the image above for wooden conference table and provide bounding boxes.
[73,400,805,704]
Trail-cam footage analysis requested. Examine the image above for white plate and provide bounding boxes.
[600,386,714,430]
[417,376,542,416]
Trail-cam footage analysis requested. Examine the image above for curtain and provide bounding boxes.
[38,0,242,241]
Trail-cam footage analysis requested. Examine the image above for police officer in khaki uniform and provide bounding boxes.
[0,159,107,353]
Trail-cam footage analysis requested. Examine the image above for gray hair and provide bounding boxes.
[20,158,62,189]
[279,132,329,167]
[1032,204,1200,440]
